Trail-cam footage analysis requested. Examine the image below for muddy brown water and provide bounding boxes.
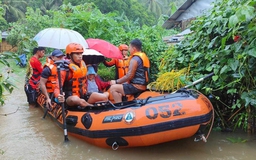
[1,74,256,160]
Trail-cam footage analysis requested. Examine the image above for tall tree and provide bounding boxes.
[163,0,186,16]
[63,0,87,6]
[40,0,63,14]
[1,0,27,22]
[64,0,156,26]
[0,5,8,31]
[138,0,187,18]
[163,1,177,16]
[139,0,166,18]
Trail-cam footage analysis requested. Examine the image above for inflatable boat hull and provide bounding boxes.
[38,89,213,149]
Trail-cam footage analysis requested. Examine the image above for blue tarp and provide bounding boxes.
[16,54,27,67]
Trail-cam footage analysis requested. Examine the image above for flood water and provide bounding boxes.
[1,77,256,160]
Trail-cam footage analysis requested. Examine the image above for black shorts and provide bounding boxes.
[123,83,143,95]
[24,83,38,104]
[64,92,92,102]
[84,92,92,101]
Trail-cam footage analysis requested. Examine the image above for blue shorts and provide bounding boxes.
[123,83,143,95]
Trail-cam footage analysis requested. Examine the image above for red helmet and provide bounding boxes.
[118,44,128,51]
[66,43,84,55]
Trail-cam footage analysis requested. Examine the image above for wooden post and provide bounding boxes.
[247,105,252,134]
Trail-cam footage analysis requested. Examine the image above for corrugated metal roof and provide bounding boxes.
[162,0,215,29]
[162,0,196,29]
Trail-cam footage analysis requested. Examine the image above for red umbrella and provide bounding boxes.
[86,38,123,59]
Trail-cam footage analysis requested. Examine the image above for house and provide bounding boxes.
[164,28,192,44]
[162,0,216,30]
[0,31,17,52]
[162,0,216,44]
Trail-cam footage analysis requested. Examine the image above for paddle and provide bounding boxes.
[56,60,69,142]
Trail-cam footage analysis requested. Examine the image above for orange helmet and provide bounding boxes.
[66,43,84,55]
[118,44,128,51]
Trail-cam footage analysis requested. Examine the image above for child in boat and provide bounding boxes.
[86,65,110,98]
[54,43,109,108]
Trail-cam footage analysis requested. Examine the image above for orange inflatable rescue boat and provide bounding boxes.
[37,87,214,150]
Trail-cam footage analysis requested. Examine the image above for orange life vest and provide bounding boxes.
[43,62,57,93]
[129,52,150,84]
[46,57,54,64]
[68,61,87,97]
[116,58,129,79]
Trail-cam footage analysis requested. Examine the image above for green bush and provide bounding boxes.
[97,63,115,81]
[160,0,256,131]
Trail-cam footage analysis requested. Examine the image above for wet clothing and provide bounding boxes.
[116,52,150,95]
[103,58,129,79]
[25,56,43,104]
[24,83,38,104]
[123,83,142,95]
[28,56,43,89]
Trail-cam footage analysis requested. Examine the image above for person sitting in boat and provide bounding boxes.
[40,49,66,109]
[109,38,150,103]
[86,65,110,97]
[54,43,109,108]
[103,44,129,79]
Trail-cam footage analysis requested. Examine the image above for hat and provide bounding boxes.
[51,49,65,57]
[87,66,96,75]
